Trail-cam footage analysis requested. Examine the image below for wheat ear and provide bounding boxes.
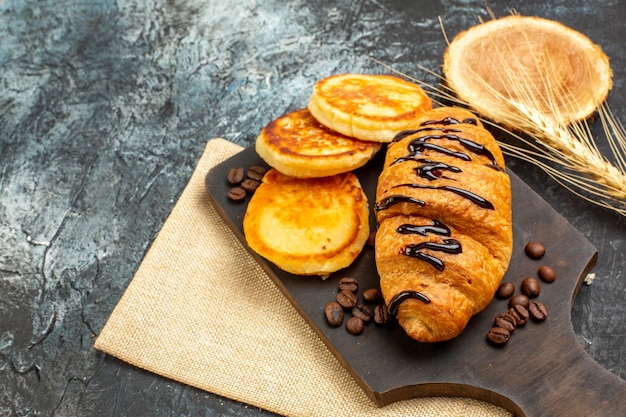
[371,57,626,217]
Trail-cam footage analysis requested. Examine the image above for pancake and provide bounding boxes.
[307,73,432,143]
[255,108,381,178]
[243,168,370,277]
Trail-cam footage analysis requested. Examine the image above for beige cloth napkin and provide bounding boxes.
[95,138,511,417]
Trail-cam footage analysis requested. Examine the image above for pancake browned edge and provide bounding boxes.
[243,168,370,277]
[308,73,433,143]
[255,108,381,178]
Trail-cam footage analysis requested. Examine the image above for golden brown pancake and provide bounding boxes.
[243,168,370,277]
[307,73,432,143]
[255,108,381,178]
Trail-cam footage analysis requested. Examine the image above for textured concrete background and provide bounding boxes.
[0,0,624,416]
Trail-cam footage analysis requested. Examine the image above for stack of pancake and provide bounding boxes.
[243,74,432,277]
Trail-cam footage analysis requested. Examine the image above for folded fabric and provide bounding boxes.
[95,138,511,417]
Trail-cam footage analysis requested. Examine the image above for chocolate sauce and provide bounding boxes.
[392,119,500,170]
[394,183,495,209]
[389,156,425,166]
[413,127,462,134]
[420,117,478,126]
[485,163,505,172]
[408,134,499,166]
[387,291,431,315]
[397,220,461,270]
[408,142,471,162]
[374,194,425,211]
[400,239,462,270]
[415,161,461,181]
[396,220,450,236]
[390,157,462,181]
[392,126,462,143]
[392,129,420,143]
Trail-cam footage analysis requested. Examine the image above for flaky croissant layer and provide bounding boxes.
[374,107,513,343]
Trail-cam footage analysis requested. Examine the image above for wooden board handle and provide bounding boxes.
[511,337,626,416]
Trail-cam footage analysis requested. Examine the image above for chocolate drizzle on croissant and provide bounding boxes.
[387,291,431,315]
[383,115,500,202]
[396,220,462,271]
[392,183,495,210]
[375,194,425,211]
[396,128,502,169]
[379,118,503,213]
[396,220,450,236]
[400,239,462,271]
[390,157,462,181]
[374,107,513,342]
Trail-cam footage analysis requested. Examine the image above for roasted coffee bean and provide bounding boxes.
[363,288,381,304]
[241,178,261,192]
[538,265,557,283]
[521,277,541,298]
[525,241,546,259]
[337,290,358,309]
[508,293,530,309]
[338,277,359,293]
[247,165,267,181]
[373,304,389,325]
[487,327,511,345]
[227,167,245,184]
[494,313,517,332]
[352,304,373,323]
[346,317,365,335]
[509,305,529,326]
[227,186,247,202]
[325,302,344,326]
[496,282,515,299]
[366,231,376,248]
[529,301,548,321]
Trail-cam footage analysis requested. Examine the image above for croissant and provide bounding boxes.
[374,107,513,343]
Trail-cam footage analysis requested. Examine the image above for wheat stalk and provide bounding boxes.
[488,101,626,217]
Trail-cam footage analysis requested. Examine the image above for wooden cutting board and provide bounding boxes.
[205,146,626,416]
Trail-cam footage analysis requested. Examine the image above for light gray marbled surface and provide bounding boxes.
[1,0,624,416]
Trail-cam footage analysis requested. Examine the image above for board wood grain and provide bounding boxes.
[205,146,626,416]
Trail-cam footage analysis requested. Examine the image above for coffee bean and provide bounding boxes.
[373,304,389,325]
[227,167,245,184]
[508,293,530,309]
[227,186,247,202]
[337,290,358,309]
[366,231,376,248]
[241,178,261,192]
[538,265,557,283]
[324,302,344,326]
[346,317,365,335]
[363,288,381,304]
[247,165,267,181]
[525,241,546,259]
[529,301,548,321]
[494,313,517,332]
[338,277,358,293]
[521,277,541,298]
[496,282,515,299]
[352,304,373,323]
[508,305,529,327]
[487,327,511,345]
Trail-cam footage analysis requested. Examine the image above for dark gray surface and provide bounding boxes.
[0,1,624,416]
